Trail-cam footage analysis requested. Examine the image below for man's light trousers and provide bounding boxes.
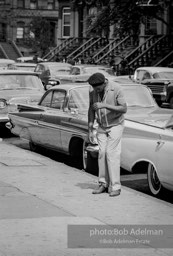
[96,123,124,191]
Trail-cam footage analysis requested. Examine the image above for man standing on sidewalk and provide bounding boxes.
[88,73,127,197]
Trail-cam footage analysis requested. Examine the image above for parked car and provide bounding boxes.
[131,67,173,108]
[16,56,44,63]
[14,62,37,72]
[55,64,116,84]
[6,81,173,196]
[0,59,16,70]
[34,62,72,89]
[0,70,44,129]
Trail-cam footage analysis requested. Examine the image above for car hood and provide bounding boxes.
[126,107,173,128]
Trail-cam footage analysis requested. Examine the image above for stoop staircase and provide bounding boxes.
[42,34,173,74]
[43,37,90,61]
[126,34,173,73]
[0,41,22,60]
[66,37,109,63]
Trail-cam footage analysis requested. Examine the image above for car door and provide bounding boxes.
[37,89,67,150]
[155,130,173,189]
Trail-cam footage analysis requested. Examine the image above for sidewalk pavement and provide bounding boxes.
[0,139,173,256]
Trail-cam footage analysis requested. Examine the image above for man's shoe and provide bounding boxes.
[92,185,107,194]
[109,189,121,197]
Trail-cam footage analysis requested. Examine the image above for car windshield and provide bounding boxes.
[124,86,156,107]
[0,74,43,90]
[153,72,173,79]
[68,85,156,110]
[50,66,72,76]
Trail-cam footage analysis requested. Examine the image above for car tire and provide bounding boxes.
[169,97,173,109]
[147,163,162,196]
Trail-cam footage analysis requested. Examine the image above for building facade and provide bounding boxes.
[0,0,172,55]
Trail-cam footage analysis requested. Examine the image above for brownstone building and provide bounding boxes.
[0,0,172,61]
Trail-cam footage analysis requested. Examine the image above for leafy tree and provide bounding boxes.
[27,16,54,57]
[71,0,172,37]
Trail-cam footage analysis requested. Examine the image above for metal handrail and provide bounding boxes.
[128,35,169,67]
[0,44,8,58]
[43,37,74,60]
[95,36,131,63]
[155,50,173,66]
[10,40,23,57]
[66,37,94,59]
[73,38,102,60]
[92,38,117,60]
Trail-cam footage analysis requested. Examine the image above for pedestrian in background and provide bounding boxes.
[33,53,39,63]
[88,72,127,197]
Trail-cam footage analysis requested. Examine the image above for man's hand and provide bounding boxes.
[88,130,97,144]
[88,130,95,143]
[92,102,106,110]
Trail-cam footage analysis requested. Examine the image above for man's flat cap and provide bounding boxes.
[88,72,105,87]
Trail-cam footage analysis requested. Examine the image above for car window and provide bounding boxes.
[40,91,53,107]
[153,72,173,79]
[70,67,80,75]
[68,87,89,110]
[35,64,45,72]
[48,65,71,76]
[136,70,146,81]
[51,91,66,109]
[142,72,151,80]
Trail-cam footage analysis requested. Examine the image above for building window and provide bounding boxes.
[48,0,55,10]
[145,17,157,35]
[17,0,25,8]
[16,22,29,41]
[30,0,37,9]
[62,7,71,38]
[17,27,24,39]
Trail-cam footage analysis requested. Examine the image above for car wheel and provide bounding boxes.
[169,97,173,109]
[147,163,162,196]
[29,141,38,152]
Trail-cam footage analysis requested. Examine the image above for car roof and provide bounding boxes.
[48,82,89,91]
[16,56,43,61]
[136,67,173,73]
[0,58,15,64]
[73,64,111,68]
[38,62,72,66]
[15,63,36,67]
[0,70,39,75]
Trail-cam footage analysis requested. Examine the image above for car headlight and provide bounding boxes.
[48,80,60,86]
[163,82,169,95]
[8,104,18,112]
[0,99,7,109]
